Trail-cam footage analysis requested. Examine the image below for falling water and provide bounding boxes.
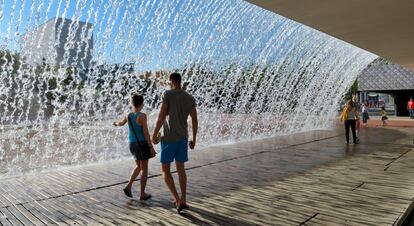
[0,0,377,176]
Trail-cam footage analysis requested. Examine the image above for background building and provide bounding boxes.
[22,18,93,69]
[358,58,414,116]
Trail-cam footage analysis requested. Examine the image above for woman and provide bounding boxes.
[381,106,388,126]
[340,100,359,144]
[113,93,156,200]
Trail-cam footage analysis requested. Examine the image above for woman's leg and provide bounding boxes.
[139,160,150,199]
[344,120,350,143]
[126,160,141,191]
[350,120,357,143]
[363,113,368,126]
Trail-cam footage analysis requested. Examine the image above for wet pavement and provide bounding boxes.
[0,126,413,225]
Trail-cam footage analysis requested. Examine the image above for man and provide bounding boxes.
[152,72,198,213]
[407,98,414,119]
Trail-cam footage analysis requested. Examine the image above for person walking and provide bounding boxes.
[152,72,198,213]
[113,93,156,200]
[340,100,358,144]
[381,106,388,126]
[407,98,414,119]
[361,103,369,126]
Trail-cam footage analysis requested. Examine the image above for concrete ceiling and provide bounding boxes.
[246,0,414,70]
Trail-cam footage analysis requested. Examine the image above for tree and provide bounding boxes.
[345,80,358,101]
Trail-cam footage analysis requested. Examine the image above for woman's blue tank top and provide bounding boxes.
[128,112,145,143]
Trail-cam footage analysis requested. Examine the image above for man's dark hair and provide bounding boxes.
[169,72,182,84]
[130,92,144,107]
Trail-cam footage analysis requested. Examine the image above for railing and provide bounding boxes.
[366,108,396,116]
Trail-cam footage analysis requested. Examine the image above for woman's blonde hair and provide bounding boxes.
[340,100,354,121]
[346,100,354,108]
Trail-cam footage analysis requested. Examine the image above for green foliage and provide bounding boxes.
[77,80,85,90]
[0,50,22,74]
[183,62,271,113]
[345,80,358,101]
[48,77,57,90]
[62,74,74,86]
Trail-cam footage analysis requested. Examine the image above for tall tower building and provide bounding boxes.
[22,18,93,69]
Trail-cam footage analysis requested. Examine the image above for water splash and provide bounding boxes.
[0,0,377,176]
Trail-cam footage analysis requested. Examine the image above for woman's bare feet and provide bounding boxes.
[123,187,133,198]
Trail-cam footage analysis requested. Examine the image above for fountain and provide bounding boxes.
[0,0,377,177]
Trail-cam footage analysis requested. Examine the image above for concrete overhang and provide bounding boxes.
[246,0,414,70]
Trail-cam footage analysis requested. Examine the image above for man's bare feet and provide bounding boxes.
[176,202,185,213]
[140,193,152,200]
[173,201,190,209]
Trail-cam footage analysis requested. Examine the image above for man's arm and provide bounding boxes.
[189,106,198,149]
[152,103,168,144]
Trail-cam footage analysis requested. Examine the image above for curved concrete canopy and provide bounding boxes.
[246,0,414,70]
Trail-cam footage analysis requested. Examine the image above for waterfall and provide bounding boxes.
[0,0,377,176]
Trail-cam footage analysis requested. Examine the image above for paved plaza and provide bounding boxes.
[0,127,413,225]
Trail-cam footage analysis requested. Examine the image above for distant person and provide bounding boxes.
[407,98,414,119]
[368,99,373,108]
[361,103,369,126]
[380,106,388,126]
[340,100,358,144]
[113,93,156,200]
[152,72,198,213]
[380,100,385,108]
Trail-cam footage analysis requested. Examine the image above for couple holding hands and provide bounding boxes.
[113,72,198,213]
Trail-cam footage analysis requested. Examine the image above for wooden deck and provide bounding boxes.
[0,127,413,225]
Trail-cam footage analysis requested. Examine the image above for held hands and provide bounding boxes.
[150,146,156,158]
[189,140,195,149]
[152,132,161,144]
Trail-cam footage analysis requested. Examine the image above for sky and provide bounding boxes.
[0,0,336,71]
[1,0,124,51]
[1,0,227,70]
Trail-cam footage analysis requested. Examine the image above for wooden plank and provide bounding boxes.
[0,128,413,225]
[5,206,35,226]
[27,200,74,226]
[58,193,129,225]
[0,187,19,208]
[24,202,68,226]
[22,204,58,226]
[0,219,13,226]
[0,182,13,208]
[0,208,12,226]
[37,198,85,225]
[13,204,46,226]
[81,213,119,226]
[0,208,24,226]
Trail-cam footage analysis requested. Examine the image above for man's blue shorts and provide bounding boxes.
[160,138,188,163]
